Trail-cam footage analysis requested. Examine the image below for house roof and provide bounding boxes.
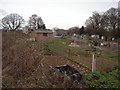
[35,30,53,34]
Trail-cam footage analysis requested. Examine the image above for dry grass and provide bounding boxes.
[2,31,118,88]
[2,32,90,88]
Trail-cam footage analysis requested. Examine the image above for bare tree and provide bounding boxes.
[28,14,46,30]
[85,15,99,35]
[1,13,24,31]
[85,8,118,40]
[105,8,118,31]
[68,26,80,35]
[104,8,118,39]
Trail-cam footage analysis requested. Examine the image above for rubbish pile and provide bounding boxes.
[52,65,83,83]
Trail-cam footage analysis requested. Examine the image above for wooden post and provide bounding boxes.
[0,31,2,89]
[92,53,96,72]
[68,48,71,57]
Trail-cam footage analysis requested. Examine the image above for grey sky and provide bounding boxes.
[0,0,119,29]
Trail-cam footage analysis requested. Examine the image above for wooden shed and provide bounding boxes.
[29,29,53,42]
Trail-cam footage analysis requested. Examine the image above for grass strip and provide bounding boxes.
[64,56,91,71]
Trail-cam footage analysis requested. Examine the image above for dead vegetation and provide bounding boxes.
[2,31,118,88]
[2,32,90,88]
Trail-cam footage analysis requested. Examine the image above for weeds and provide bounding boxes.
[2,80,13,88]
[64,56,91,71]
[43,43,53,55]
[82,66,119,88]
[102,51,118,62]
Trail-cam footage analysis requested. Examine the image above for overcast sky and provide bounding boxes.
[0,0,119,29]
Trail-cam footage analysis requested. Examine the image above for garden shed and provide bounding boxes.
[29,29,53,42]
